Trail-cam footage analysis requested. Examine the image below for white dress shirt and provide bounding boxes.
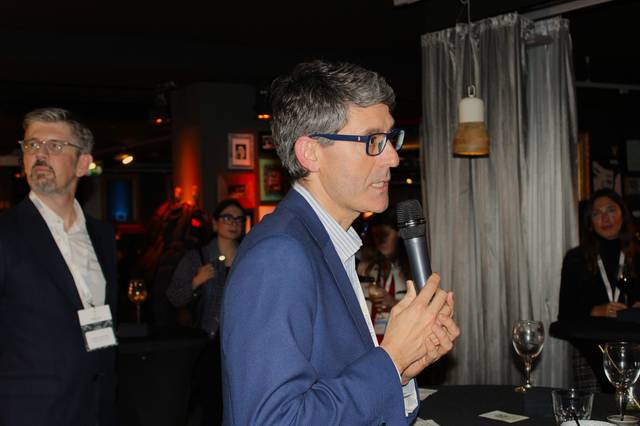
[294,183,418,415]
[30,192,106,308]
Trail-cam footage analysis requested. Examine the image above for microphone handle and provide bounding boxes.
[403,236,432,292]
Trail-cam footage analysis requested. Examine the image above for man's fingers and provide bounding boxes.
[405,280,416,299]
[414,273,440,305]
[438,314,461,340]
[425,288,448,316]
[397,280,416,306]
[432,324,454,352]
[446,292,455,317]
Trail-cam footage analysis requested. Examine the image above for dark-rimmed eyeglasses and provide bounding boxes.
[19,139,84,155]
[219,214,245,225]
[309,128,404,156]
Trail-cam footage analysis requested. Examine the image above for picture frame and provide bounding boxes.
[259,133,276,151]
[228,133,255,170]
[259,158,285,202]
[217,172,257,209]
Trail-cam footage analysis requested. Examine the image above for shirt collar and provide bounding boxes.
[293,183,361,263]
[29,191,86,234]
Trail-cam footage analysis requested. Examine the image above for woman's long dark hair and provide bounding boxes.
[580,188,636,276]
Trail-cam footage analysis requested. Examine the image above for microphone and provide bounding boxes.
[397,199,432,292]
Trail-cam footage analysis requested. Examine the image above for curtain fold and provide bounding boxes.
[421,13,578,386]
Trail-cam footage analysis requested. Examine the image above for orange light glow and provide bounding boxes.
[174,127,202,206]
[257,114,271,120]
[154,117,164,125]
[362,211,374,220]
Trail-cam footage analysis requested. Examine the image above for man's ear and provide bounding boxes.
[294,136,320,173]
[76,153,93,177]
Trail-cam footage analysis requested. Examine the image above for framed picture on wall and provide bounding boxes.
[259,158,285,202]
[228,133,255,170]
[260,133,275,151]
[217,172,257,209]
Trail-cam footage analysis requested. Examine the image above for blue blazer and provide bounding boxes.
[221,190,417,425]
[0,198,117,426]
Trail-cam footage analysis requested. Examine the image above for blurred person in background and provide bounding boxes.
[357,206,410,343]
[559,188,640,392]
[167,198,244,425]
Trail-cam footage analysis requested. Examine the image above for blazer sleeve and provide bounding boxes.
[222,235,408,426]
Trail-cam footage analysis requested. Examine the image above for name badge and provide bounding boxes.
[77,305,118,352]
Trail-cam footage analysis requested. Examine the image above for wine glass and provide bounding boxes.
[511,320,545,393]
[617,264,630,306]
[127,279,148,324]
[603,342,640,423]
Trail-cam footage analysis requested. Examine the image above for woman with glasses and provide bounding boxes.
[166,198,245,425]
[559,188,640,392]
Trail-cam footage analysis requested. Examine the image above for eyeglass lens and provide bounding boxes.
[21,139,69,154]
[220,214,244,224]
[366,132,402,156]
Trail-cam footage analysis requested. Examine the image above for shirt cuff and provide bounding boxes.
[403,379,418,416]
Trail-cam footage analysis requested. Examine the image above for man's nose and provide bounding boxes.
[379,141,400,167]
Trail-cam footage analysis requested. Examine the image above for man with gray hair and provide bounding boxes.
[222,60,460,425]
[0,108,118,425]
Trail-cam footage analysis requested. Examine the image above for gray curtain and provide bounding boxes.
[421,13,578,387]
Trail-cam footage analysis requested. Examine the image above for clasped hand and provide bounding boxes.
[380,273,460,385]
[192,263,215,289]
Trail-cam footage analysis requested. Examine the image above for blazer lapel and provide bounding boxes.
[282,191,374,349]
[19,199,84,310]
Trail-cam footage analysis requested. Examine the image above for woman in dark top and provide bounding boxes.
[166,198,245,425]
[559,188,639,392]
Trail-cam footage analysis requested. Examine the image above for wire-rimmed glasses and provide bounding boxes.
[19,139,84,155]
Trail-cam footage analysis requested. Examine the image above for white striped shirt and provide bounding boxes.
[293,183,418,415]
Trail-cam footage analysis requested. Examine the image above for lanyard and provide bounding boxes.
[597,252,625,302]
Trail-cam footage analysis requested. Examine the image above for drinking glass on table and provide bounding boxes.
[552,388,594,425]
[603,342,640,424]
[511,319,545,393]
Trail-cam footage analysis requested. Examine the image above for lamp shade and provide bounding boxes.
[453,95,490,156]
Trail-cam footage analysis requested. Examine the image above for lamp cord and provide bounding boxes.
[460,0,475,98]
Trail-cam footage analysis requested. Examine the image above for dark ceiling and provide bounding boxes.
[0,0,638,162]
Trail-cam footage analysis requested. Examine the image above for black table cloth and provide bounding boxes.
[418,385,619,425]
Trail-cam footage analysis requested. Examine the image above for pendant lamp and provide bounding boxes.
[453,0,490,157]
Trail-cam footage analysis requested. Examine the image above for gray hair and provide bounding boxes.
[270,60,396,180]
[23,107,94,154]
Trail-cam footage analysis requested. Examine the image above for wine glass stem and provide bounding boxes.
[618,386,627,420]
[136,304,141,324]
[523,358,533,388]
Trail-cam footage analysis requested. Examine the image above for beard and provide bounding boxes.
[28,160,58,194]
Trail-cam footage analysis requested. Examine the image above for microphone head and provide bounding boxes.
[397,199,426,240]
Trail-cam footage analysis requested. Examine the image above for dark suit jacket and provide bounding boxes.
[221,190,416,425]
[0,198,118,426]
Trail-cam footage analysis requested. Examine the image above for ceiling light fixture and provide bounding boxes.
[115,153,134,165]
[453,0,490,157]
